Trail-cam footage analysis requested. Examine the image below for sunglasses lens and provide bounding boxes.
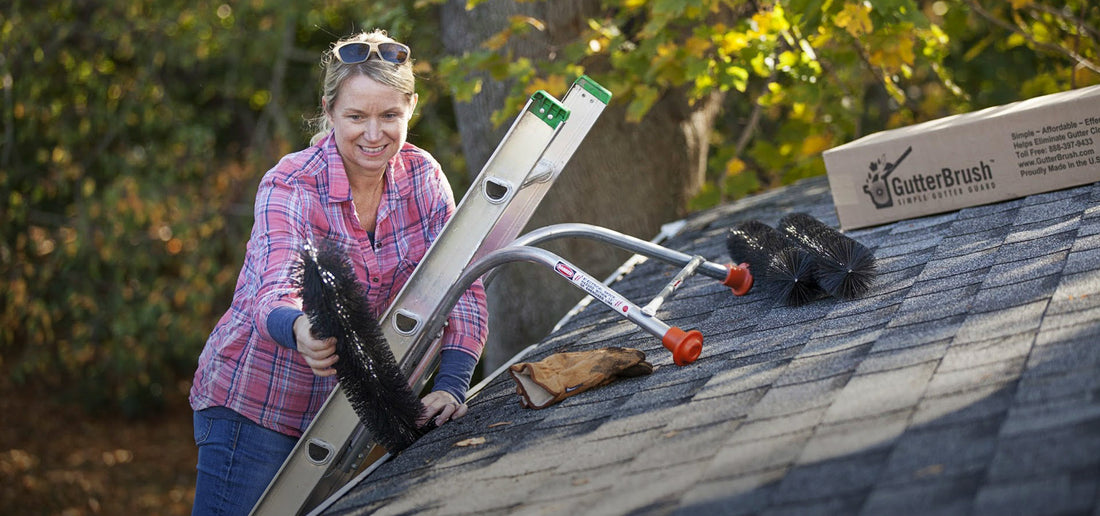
[336,41,410,64]
[337,42,371,64]
[377,43,409,64]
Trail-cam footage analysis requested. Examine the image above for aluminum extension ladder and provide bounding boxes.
[252,76,612,516]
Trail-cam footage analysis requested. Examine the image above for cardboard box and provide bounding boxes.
[823,84,1100,230]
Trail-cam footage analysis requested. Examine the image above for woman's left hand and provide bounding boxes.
[418,390,467,428]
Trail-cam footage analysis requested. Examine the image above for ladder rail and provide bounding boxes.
[474,77,612,264]
[430,246,672,343]
[642,255,705,316]
[511,223,734,282]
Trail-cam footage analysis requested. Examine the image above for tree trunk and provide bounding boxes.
[441,0,726,369]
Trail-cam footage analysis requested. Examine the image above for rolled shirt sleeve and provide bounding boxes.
[250,174,309,345]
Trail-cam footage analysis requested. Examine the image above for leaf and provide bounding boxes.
[1005,33,1027,49]
[750,6,790,35]
[726,65,749,92]
[626,85,660,123]
[454,436,487,447]
[725,157,747,176]
[750,52,771,77]
[788,0,827,33]
[683,35,711,58]
[867,32,916,70]
[687,181,720,212]
[483,28,512,52]
[723,164,761,200]
[835,2,873,38]
[778,50,799,70]
[799,134,831,156]
[509,15,545,32]
[524,74,569,98]
[718,31,751,54]
[1074,63,1100,87]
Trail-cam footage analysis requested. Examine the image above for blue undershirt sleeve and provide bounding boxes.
[434,349,478,404]
[268,306,304,350]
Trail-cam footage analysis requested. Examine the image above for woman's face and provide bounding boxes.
[326,74,417,179]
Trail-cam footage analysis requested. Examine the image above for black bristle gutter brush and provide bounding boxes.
[295,240,430,453]
[726,220,825,306]
[778,213,876,300]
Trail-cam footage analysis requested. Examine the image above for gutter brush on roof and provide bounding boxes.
[726,214,879,306]
[779,213,877,299]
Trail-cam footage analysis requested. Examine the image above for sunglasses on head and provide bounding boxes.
[334,41,411,65]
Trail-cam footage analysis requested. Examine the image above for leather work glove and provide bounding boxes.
[508,347,654,409]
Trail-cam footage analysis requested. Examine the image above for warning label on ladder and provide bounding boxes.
[556,260,631,314]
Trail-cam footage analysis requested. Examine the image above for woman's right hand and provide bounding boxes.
[293,315,339,377]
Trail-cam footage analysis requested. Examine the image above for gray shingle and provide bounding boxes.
[972,474,1097,516]
[821,361,937,423]
[677,467,787,516]
[881,417,1001,484]
[860,474,980,516]
[320,176,1100,516]
[771,449,890,503]
[799,409,910,463]
[911,383,1015,429]
[924,356,1026,397]
[748,374,853,420]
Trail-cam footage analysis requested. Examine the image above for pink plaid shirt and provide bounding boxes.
[189,133,487,437]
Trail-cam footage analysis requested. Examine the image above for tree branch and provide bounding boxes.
[967,0,1100,74]
[250,12,297,156]
[1030,3,1100,41]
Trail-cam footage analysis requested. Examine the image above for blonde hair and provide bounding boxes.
[309,30,416,145]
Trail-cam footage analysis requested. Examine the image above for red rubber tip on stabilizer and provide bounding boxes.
[724,263,753,296]
[662,327,703,366]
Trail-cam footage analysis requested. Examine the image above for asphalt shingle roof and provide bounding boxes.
[323,175,1100,516]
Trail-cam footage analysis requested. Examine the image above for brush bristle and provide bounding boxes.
[779,213,876,299]
[768,248,823,306]
[296,240,427,452]
[726,220,824,306]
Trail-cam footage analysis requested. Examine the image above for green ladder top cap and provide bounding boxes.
[528,90,570,129]
[575,75,612,104]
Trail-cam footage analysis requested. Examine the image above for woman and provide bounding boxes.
[188,30,487,515]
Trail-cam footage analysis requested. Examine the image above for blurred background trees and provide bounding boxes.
[2,0,1096,415]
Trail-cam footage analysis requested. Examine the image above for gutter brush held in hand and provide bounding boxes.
[296,240,429,453]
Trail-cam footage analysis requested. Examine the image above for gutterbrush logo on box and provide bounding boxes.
[861,145,998,209]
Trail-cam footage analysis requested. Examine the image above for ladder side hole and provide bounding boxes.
[306,439,333,465]
[393,311,420,335]
[484,178,511,203]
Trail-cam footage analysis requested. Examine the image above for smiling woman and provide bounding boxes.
[185,29,488,516]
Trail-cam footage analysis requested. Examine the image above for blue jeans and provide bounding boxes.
[192,407,297,516]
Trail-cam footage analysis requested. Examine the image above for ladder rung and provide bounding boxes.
[642,255,705,316]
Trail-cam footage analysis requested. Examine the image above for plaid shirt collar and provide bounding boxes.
[319,131,414,211]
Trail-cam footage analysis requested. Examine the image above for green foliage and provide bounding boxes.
[0,0,458,416]
[435,0,1099,205]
